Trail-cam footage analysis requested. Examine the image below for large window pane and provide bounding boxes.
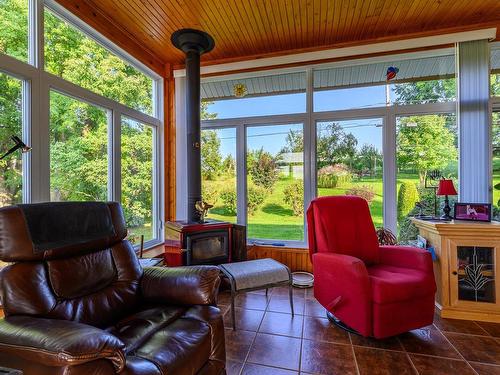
[0,72,23,206]
[201,127,237,223]
[50,91,108,202]
[44,9,154,115]
[246,124,304,241]
[0,0,28,62]
[396,114,458,241]
[316,118,383,227]
[121,118,154,242]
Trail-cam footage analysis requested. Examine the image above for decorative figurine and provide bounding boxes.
[195,200,213,223]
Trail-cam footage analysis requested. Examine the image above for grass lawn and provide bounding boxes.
[493,157,500,207]
[204,173,422,241]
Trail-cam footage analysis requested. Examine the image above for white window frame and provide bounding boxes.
[200,50,458,247]
[0,0,164,248]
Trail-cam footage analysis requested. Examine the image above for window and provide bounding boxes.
[246,123,304,241]
[396,113,458,241]
[201,127,237,223]
[44,9,154,115]
[121,117,155,242]
[201,71,306,119]
[0,0,29,62]
[313,53,456,111]
[0,72,23,207]
[316,118,384,226]
[49,91,108,202]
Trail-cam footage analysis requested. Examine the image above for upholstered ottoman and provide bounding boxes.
[219,258,294,330]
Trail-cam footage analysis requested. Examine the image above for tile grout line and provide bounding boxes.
[405,351,420,375]
[298,295,306,374]
[348,333,361,375]
[237,286,275,375]
[437,327,481,375]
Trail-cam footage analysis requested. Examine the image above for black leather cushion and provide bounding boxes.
[19,201,116,252]
[0,201,127,262]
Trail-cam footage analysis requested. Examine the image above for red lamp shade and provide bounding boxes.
[436,179,457,196]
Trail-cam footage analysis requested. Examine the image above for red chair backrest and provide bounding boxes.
[307,196,380,264]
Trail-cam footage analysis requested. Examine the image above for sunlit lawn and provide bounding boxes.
[205,173,422,241]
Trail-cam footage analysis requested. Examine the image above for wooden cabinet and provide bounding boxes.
[412,218,500,322]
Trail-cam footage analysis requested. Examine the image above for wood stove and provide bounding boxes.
[165,29,247,265]
[164,220,246,266]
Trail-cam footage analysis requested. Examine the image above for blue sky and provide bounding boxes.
[206,87,385,157]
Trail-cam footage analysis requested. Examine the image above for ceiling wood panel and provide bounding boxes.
[56,0,500,68]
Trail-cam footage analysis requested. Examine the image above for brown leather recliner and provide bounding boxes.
[0,201,226,375]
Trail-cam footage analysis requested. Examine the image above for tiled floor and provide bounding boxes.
[218,286,500,375]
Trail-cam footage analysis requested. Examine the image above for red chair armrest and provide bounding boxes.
[379,245,433,272]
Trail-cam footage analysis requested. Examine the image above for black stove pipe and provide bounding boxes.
[171,29,215,223]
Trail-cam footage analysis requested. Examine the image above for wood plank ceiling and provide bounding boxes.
[56,0,500,69]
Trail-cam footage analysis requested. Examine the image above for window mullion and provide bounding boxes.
[110,110,121,202]
[236,124,247,226]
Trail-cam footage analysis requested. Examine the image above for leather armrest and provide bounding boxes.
[141,266,221,306]
[0,316,125,372]
[379,245,433,272]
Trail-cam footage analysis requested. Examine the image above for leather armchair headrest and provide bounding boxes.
[0,201,127,262]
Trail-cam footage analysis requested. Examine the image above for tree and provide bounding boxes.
[317,122,358,168]
[281,129,303,153]
[201,130,222,180]
[355,144,382,176]
[392,79,456,105]
[248,148,279,190]
[397,115,457,184]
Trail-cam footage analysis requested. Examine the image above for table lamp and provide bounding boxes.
[436,179,457,220]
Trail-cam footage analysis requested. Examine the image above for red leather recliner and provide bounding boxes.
[307,196,436,338]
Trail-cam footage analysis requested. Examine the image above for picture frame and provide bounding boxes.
[453,203,491,222]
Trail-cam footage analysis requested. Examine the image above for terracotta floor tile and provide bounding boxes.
[409,354,475,375]
[267,295,304,315]
[469,362,500,375]
[433,314,487,335]
[247,333,301,370]
[241,363,298,374]
[444,333,500,365]
[226,360,244,375]
[224,308,265,331]
[225,329,256,362]
[259,311,304,338]
[218,291,232,305]
[302,316,350,344]
[398,327,460,359]
[476,322,500,338]
[235,293,270,310]
[272,286,306,299]
[354,347,416,375]
[303,298,326,318]
[300,339,357,375]
[350,333,404,351]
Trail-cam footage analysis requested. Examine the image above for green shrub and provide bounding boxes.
[317,164,353,188]
[397,182,420,221]
[247,185,266,214]
[219,185,266,216]
[398,187,435,243]
[283,180,304,216]
[220,189,237,215]
[202,184,220,206]
[345,185,375,204]
[248,150,279,190]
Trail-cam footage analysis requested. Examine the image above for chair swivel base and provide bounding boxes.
[326,311,362,336]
